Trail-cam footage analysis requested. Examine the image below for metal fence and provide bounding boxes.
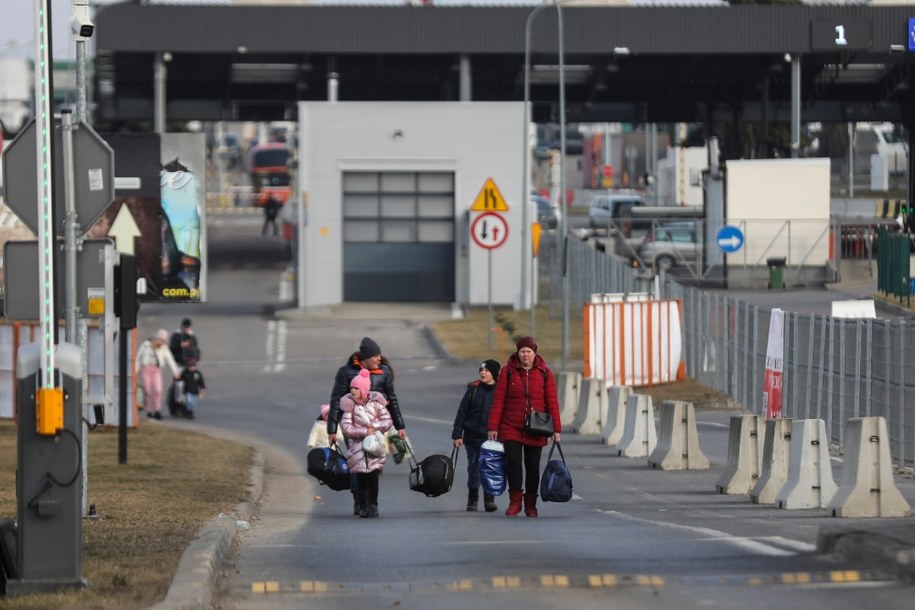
[541,230,915,470]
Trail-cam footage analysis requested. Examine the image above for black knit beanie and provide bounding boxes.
[359,337,382,359]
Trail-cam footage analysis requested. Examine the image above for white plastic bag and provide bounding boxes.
[362,431,387,458]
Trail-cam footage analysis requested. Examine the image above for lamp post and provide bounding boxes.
[523,1,568,368]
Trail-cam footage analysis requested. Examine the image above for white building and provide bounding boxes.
[295,101,531,308]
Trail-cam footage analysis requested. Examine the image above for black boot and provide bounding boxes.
[466,488,480,512]
[352,488,363,517]
[366,472,380,518]
[358,488,371,518]
[483,493,497,512]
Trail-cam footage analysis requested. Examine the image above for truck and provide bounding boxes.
[248,142,292,206]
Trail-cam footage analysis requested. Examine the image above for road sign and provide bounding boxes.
[471,212,508,249]
[2,119,115,236]
[3,238,113,321]
[470,177,509,212]
[716,225,745,253]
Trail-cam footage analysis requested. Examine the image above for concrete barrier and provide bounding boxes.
[601,385,630,446]
[750,418,792,505]
[648,400,709,470]
[827,417,911,518]
[556,371,581,428]
[616,394,657,458]
[715,415,764,495]
[776,419,837,510]
[571,377,604,435]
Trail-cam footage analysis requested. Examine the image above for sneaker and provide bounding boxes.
[154,411,162,420]
[185,412,195,420]
[146,411,153,418]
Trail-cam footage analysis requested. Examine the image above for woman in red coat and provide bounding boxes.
[487,336,561,517]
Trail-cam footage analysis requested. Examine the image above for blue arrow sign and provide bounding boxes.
[716,225,745,253]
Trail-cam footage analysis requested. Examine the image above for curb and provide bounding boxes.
[146,450,265,610]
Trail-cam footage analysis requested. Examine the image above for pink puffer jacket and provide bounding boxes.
[340,392,393,473]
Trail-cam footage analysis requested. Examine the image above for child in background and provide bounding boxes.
[178,356,206,420]
[340,369,393,518]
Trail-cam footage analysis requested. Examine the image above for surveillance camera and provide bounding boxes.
[71,8,94,39]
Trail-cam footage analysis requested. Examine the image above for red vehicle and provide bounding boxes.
[248,142,291,206]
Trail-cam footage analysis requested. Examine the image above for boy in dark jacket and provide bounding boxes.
[452,359,501,512]
[178,357,206,420]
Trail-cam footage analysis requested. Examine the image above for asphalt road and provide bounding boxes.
[139,211,915,610]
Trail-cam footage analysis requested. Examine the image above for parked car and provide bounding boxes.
[588,194,644,230]
[635,221,703,271]
[533,194,560,229]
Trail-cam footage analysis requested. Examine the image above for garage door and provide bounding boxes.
[343,171,455,302]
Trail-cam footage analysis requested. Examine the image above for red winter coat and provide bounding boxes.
[487,353,561,447]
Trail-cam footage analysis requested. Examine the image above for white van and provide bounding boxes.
[855,123,908,175]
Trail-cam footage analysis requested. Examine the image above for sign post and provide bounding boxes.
[471,210,509,349]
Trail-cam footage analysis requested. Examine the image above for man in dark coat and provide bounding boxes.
[327,337,407,515]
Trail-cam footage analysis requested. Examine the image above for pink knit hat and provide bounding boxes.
[350,369,371,396]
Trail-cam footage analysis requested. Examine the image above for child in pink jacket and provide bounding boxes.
[340,369,393,518]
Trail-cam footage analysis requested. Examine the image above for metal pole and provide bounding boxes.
[76,41,87,123]
[35,0,56,385]
[487,249,493,350]
[557,3,569,369]
[523,4,548,324]
[62,110,79,343]
[154,52,168,134]
[790,55,800,159]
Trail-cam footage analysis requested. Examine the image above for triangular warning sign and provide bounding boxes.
[470,178,510,212]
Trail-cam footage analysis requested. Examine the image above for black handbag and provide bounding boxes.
[524,410,554,437]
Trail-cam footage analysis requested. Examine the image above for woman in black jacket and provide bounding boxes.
[327,337,406,516]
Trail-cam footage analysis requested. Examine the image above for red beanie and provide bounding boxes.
[516,336,538,353]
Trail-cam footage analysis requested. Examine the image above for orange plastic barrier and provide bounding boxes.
[584,294,684,388]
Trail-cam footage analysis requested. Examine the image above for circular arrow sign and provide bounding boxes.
[471,212,508,250]
[716,224,745,253]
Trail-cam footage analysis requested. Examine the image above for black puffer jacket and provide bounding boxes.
[451,380,496,443]
[327,353,403,435]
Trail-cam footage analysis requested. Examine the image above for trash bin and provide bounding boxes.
[767,257,786,289]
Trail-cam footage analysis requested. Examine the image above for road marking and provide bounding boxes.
[263,319,287,373]
[597,509,813,556]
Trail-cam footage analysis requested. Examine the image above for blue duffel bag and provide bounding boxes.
[479,440,506,496]
[540,442,573,502]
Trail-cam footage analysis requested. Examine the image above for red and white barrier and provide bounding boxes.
[584,293,685,387]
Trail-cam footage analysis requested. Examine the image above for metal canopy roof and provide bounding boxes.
[93,4,915,127]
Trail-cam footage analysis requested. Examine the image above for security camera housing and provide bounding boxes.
[71,7,95,40]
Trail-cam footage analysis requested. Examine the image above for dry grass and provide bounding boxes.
[431,305,583,366]
[0,422,253,609]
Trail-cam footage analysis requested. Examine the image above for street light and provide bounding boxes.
[523,2,568,368]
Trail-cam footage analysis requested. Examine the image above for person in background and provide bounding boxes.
[135,329,182,420]
[452,359,501,512]
[327,337,406,516]
[262,195,281,237]
[340,369,393,518]
[169,317,201,366]
[177,356,206,420]
[487,336,561,517]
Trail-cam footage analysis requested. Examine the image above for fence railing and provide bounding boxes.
[541,229,915,470]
